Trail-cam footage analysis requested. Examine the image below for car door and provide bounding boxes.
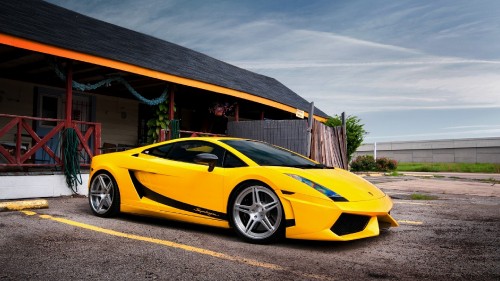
[133,140,226,219]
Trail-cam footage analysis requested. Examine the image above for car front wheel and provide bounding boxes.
[89,172,120,217]
[230,183,284,243]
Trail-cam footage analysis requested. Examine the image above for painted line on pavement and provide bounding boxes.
[398,220,423,225]
[19,211,330,280]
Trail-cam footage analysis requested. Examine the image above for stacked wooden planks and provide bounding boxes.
[310,120,347,169]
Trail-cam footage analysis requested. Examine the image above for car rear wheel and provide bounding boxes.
[89,172,120,217]
[230,183,284,243]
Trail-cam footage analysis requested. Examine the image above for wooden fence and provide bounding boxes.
[310,120,347,169]
[227,120,309,156]
[227,119,347,169]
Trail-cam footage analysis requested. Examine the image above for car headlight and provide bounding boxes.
[286,174,348,202]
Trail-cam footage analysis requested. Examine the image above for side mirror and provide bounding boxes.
[194,153,218,172]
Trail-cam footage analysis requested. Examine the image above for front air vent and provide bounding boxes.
[331,213,370,236]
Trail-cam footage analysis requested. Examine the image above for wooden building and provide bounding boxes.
[0,1,331,198]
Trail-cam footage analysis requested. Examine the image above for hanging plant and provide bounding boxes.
[209,102,236,117]
[146,98,174,143]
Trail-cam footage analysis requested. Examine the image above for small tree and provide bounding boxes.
[324,114,367,162]
[146,99,171,143]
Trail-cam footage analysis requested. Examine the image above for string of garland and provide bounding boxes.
[62,128,82,193]
[52,61,168,106]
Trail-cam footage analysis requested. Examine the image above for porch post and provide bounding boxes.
[168,85,175,140]
[235,103,239,122]
[65,60,73,128]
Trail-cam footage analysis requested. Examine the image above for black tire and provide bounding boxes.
[228,182,284,244]
[88,171,120,217]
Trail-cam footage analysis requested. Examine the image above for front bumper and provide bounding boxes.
[283,193,398,241]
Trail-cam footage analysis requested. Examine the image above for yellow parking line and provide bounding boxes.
[398,220,423,225]
[21,211,330,280]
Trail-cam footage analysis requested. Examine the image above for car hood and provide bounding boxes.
[269,166,386,202]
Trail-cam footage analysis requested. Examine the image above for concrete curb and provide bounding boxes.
[0,199,49,212]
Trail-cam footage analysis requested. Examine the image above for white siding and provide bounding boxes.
[95,95,139,146]
[0,78,34,142]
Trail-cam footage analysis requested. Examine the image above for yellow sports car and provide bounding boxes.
[89,137,397,243]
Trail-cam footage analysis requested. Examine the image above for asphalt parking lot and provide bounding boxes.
[1,174,499,280]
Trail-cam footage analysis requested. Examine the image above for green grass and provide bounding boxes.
[396,162,500,173]
[410,193,438,200]
[386,171,404,176]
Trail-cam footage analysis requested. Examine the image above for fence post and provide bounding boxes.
[341,112,348,169]
[306,102,314,157]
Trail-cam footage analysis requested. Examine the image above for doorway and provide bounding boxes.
[34,87,94,164]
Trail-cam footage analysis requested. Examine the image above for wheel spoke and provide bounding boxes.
[252,187,261,204]
[263,201,278,213]
[104,181,113,193]
[98,175,107,192]
[97,196,106,211]
[244,217,258,233]
[261,216,275,232]
[235,203,252,215]
[104,194,113,207]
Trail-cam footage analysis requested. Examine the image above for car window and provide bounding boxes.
[145,141,225,166]
[145,143,173,158]
[223,151,247,168]
[145,140,248,168]
[221,139,320,168]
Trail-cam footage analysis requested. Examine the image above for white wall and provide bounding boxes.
[95,94,139,146]
[0,78,34,142]
[0,174,89,199]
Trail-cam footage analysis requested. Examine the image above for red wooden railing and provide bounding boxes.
[0,114,101,167]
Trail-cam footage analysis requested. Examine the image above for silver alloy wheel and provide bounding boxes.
[232,185,283,240]
[89,173,115,215]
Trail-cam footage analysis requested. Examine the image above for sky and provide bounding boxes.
[45,0,500,143]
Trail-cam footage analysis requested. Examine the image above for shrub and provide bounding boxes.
[376,157,398,172]
[350,155,398,172]
[350,155,377,172]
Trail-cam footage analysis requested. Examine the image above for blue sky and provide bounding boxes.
[46,0,500,143]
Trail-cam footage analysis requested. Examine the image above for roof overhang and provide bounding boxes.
[0,33,326,122]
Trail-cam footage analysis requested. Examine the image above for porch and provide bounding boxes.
[1,0,332,200]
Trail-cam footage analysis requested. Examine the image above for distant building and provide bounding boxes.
[353,137,500,164]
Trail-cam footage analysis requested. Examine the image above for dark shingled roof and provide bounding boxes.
[0,0,329,118]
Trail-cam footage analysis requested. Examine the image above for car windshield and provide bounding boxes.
[221,140,326,168]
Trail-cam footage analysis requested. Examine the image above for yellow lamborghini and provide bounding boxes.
[88,137,397,243]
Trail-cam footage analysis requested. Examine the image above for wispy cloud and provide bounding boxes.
[231,57,500,70]
[444,125,500,130]
[46,0,500,141]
